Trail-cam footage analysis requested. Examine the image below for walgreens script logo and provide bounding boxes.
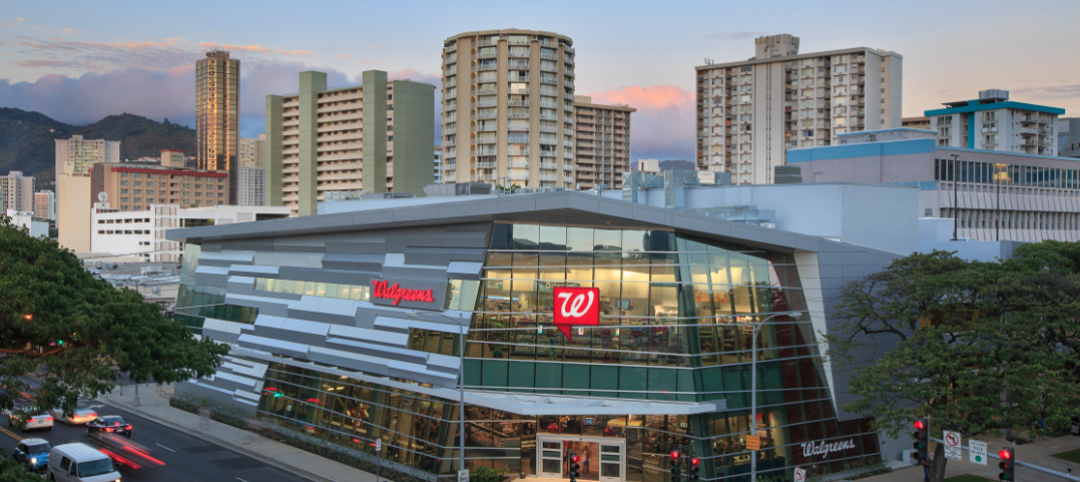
[553,287,599,339]
[371,280,435,306]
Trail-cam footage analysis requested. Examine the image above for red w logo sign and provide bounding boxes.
[553,287,600,340]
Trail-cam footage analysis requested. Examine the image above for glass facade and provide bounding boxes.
[196,50,240,204]
[174,243,259,333]
[178,221,881,482]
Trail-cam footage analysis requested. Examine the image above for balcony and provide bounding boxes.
[444,104,457,112]
[509,50,530,58]
[508,61,531,69]
[477,161,497,169]
[476,87,497,96]
[507,100,529,107]
[476,100,497,108]
[477,124,497,132]
[540,125,557,133]
[509,76,531,83]
[477,147,498,156]
[540,113,558,121]
[508,161,529,168]
[540,162,557,169]
[472,112,497,120]
[508,112,530,119]
[444,44,457,53]
[444,127,456,135]
[565,80,575,89]
[508,147,530,156]
[565,128,575,136]
[565,92,575,102]
[478,51,496,59]
[540,78,557,85]
[478,39,497,46]
[509,172,529,181]
[564,57,574,66]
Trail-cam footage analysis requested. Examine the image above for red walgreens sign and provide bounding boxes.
[371,280,435,306]
[553,287,599,340]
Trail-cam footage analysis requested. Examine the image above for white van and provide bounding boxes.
[46,443,121,482]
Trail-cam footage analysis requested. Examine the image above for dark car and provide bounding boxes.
[12,437,50,472]
[85,415,132,438]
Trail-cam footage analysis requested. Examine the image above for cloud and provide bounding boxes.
[58,28,77,35]
[389,68,442,86]
[6,35,319,74]
[0,17,24,28]
[702,31,764,41]
[362,60,378,65]
[336,54,349,59]
[585,85,696,162]
[371,44,379,48]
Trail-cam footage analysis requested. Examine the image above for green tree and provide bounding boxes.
[0,448,48,482]
[0,215,229,428]
[825,249,1080,482]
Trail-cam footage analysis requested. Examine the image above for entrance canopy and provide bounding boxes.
[462,391,725,415]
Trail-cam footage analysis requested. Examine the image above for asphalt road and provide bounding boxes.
[0,401,310,482]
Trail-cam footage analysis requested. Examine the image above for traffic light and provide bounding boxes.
[690,457,700,481]
[670,450,681,482]
[998,447,1015,481]
[569,454,580,482]
[912,418,929,462]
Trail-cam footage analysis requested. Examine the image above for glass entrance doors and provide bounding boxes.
[537,435,625,482]
[598,443,624,482]
[540,439,565,478]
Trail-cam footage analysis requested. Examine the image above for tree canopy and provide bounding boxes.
[0,215,229,429]
[826,246,1080,482]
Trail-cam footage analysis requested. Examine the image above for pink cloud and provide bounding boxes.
[389,68,442,85]
[585,85,696,161]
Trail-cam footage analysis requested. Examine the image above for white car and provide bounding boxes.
[4,410,53,431]
[49,407,97,425]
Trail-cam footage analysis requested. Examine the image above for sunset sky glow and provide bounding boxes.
[2,0,1078,162]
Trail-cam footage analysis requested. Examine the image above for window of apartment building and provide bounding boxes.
[120,172,127,177]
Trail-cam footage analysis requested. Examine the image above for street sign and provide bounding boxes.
[375,438,382,452]
[458,469,470,482]
[793,467,806,482]
[943,430,962,461]
[969,439,987,465]
[745,435,761,451]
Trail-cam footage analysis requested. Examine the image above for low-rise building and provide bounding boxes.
[91,204,291,263]
[5,210,47,238]
[927,89,1064,156]
[90,162,229,212]
[788,128,1080,243]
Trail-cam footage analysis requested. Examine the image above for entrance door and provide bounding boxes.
[540,440,565,478]
[598,443,624,482]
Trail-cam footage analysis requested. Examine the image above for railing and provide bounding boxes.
[540,162,557,169]
[508,76,530,83]
[476,147,498,156]
[565,69,575,78]
[539,125,557,133]
[507,148,530,156]
[539,101,558,108]
[565,92,575,101]
[565,80,575,89]
[477,124,497,132]
[446,66,457,76]
[445,56,456,65]
[510,88,530,95]
[475,100,497,108]
[564,57,574,66]
[508,112,530,119]
[539,174,558,181]
[478,39,497,46]
[508,50,530,58]
[444,45,457,53]
[472,113,497,120]
[444,104,457,112]
[539,113,558,120]
[509,172,528,180]
[508,61,530,69]
[445,79,456,88]
[476,88,497,95]
[443,174,456,182]
[477,63,497,71]
[478,51,496,59]
[540,52,557,60]
[505,100,527,107]
[540,78,557,85]
[508,161,529,168]
[476,161,497,169]
[565,128,575,136]
[507,124,529,131]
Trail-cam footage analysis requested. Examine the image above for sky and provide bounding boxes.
[1,0,1078,163]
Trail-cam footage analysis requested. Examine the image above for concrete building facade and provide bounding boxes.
[433,148,442,184]
[196,50,241,204]
[695,34,902,185]
[788,128,1080,243]
[54,135,120,178]
[90,162,229,212]
[574,96,635,189]
[0,171,34,213]
[91,204,290,263]
[237,166,265,206]
[34,190,55,221]
[1061,117,1080,159]
[57,161,92,252]
[264,70,436,216]
[926,89,1063,156]
[239,135,264,168]
[441,30,577,189]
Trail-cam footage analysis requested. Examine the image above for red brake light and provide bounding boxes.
[106,427,114,432]
[126,424,132,429]
[44,417,52,421]
[27,418,34,423]
[114,422,121,426]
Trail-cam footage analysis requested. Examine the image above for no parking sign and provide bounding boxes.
[794,467,806,482]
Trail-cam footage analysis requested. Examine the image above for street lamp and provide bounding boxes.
[750,311,803,482]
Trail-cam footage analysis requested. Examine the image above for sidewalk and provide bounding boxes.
[104,382,379,482]
[855,433,1080,482]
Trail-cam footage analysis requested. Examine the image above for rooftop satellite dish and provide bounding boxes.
[97,192,108,203]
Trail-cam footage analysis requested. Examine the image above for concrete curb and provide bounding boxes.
[99,397,335,482]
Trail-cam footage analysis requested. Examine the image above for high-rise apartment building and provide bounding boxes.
[56,160,92,252]
[34,190,55,221]
[90,162,229,211]
[573,96,635,189]
[927,89,1064,156]
[1,171,34,213]
[433,147,442,183]
[54,135,120,178]
[238,135,264,168]
[196,50,240,204]
[265,70,435,216]
[695,34,903,185]
[441,30,577,188]
[237,166,265,206]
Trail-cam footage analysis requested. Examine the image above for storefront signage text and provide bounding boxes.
[553,287,600,340]
[801,439,856,459]
[372,280,435,306]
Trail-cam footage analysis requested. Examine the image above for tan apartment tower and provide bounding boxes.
[573,96,635,189]
[196,50,240,204]
[0,171,35,212]
[264,70,436,216]
[695,34,902,184]
[441,30,577,188]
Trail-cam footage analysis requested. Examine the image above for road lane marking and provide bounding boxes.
[155,443,175,452]
[237,478,250,482]
[0,425,22,441]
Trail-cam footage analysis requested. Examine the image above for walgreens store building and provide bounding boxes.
[170,191,897,482]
